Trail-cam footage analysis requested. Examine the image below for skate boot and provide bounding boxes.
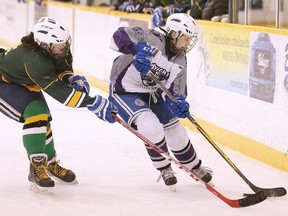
[192,165,213,184]
[47,157,76,183]
[28,154,55,194]
[157,166,178,186]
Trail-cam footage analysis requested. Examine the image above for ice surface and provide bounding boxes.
[0,88,287,216]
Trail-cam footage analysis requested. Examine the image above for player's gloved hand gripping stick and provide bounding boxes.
[165,93,190,118]
[68,75,90,93]
[87,95,118,123]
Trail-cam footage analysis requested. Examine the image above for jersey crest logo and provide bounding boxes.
[141,75,156,87]
[135,99,145,107]
[140,64,170,87]
[151,63,170,81]
[131,27,144,36]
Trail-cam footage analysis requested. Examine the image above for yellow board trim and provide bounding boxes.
[0,39,14,48]
[179,118,288,172]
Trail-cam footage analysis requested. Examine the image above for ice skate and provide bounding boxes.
[191,166,214,186]
[28,154,54,194]
[47,157,77,184]
[157,166,177,191]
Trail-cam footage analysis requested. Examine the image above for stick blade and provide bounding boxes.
[238,191,267,207]
[264,187,287,197]
[244,187,287,197]
[205,184,267,208]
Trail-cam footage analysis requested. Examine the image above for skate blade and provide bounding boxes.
[68,179,78,185]
[170,184,177,192]
[47,173,79,185]
[53,178,79,185]
[29,183,54,195]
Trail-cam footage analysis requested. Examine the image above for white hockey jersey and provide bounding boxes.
[109,26,188,97]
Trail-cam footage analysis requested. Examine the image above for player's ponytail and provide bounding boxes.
[21,32,38,49]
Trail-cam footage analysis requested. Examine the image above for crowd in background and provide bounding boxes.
[107,0,229,28]
[17,0,263,30]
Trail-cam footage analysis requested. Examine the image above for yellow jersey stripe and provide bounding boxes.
[66,91,83,107]
[25,114,48,124]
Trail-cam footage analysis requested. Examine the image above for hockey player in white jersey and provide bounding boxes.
[109,13,213,186]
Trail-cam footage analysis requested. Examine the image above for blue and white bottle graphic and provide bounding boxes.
[249,33,276,103]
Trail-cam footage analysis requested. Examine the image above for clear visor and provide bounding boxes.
[50,37,71,58]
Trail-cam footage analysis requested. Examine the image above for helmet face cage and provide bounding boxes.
[165,13,199,54]
[33,17,71,59]
[48,37,71,59]
[185,34,198,54]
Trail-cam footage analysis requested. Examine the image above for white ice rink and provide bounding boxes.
[0,88,287,216]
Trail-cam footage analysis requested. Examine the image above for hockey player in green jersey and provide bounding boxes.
[0,17,118,193]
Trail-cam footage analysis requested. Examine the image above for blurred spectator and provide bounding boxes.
[18,0,43,4]
[151,6,167,28]
[151,0,190,29]
[107,0,126,13]
[201,0,229,22]
[239,0,263,10]
[151,0,177,8]
[189,0,207,19]
[117,0,154,13]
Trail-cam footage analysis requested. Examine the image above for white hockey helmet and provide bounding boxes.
[33,17,71,58]
[165,13,198,53]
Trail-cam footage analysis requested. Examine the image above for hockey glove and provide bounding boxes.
[0,48,6,54]
[87,95,118,123]
[132,41,153,76]
[166,93,190,118]
[68,75,90,94]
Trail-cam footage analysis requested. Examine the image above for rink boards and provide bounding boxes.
[0,0,287,172]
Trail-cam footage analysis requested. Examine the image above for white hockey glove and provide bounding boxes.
[87,95,118,123]
[68,75,90,94]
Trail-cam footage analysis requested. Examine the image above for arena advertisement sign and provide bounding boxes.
[199,25,288,109]
[249,31,288,110]
[249,32,276,103]
[255,32,288,110]
[202,25,250,96]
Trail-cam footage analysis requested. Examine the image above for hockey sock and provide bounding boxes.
[171,141,200,170]
[22,100,49,157]
[145,137,171,170]
[44,123,56,161]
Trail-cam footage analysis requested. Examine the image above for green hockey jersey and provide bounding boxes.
[0,44,95,108]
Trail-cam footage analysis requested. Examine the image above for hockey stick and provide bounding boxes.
[147,71,287,198]
[112,114,267,208]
